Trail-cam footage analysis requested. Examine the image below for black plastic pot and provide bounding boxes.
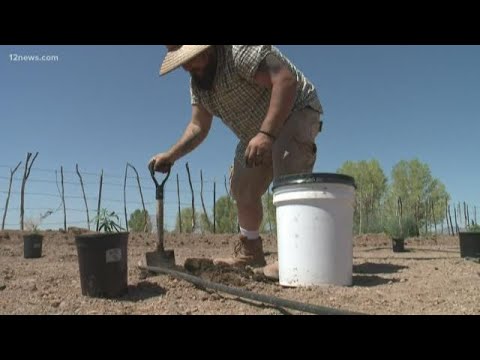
[458,232,480,258]
[75,232,129,298]
[23,234,43,259]
[392,237,405,253]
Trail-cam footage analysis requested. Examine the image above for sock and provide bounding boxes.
[240,227,260,240]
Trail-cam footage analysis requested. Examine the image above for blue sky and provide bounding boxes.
[1,45,479,230]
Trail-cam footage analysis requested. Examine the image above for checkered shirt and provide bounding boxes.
[190,45,323,158]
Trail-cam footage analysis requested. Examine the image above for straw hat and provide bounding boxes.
[160,45,212,76]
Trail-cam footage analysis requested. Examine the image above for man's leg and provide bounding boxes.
[273,107,321,176]
[263,107,322,279]
[213,144,272,267]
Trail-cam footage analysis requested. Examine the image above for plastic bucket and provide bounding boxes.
[458,232,480,258]
[23,234,43,259]
[272,173,356,287]
[75,232,129,298]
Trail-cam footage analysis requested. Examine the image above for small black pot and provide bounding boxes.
[23,234,43,259]
[392,237,405,253]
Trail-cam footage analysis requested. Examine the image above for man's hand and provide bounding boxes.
[148,153,174,174]
[244,132,274,168]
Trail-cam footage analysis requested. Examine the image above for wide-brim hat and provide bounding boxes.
[160,45,212,76]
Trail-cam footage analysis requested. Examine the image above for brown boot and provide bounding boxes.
[263,262,279,281]
[213,236,266,267]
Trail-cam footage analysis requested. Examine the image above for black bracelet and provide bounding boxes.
[259,130,276,141]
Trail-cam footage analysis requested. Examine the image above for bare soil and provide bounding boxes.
[1,230,479,315]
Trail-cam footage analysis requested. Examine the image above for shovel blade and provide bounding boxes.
[145,250,176,268]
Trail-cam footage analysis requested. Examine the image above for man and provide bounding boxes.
[149,45,323,280]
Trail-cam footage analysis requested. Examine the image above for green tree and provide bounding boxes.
[175,208,198,234]
[199,212,213,233]
[387,158,449,235]
[214,196,237,234]
[128,209,152,233]
[260,190,276,234]
[337,159,388,234]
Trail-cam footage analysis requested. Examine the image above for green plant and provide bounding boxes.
[93,209,124,233]
[383,215,418,238]
[466,221,480,232]
[25,216,44,234]
[383,220,403,238]
[24,210,54,234]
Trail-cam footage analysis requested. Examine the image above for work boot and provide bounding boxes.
[263,262,279,281]
[213,236,266,267]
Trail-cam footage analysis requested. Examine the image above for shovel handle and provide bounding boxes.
[150,165,172,251]
[156,196,165,252]
[150,166,172,190]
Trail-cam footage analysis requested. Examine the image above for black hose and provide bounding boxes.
[140,265,365,315]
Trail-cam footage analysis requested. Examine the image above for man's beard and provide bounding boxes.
[192,56,217,91]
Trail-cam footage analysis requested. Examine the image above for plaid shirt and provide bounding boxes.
[190,45,323,158]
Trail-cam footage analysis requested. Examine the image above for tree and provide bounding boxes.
[128,209,152,233]
[175,208,198,234]
[199,212,213,233]
[260,190,276,234]
[387,159,449,235]
[214,196,237,234]
[337,159,388,234]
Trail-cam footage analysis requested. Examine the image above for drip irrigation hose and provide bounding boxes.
[140,265,365,315]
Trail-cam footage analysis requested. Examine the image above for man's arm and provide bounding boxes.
[244,53,297,167]
[167,104,213,161]
[150,104,213,173]
[253,53,297,137]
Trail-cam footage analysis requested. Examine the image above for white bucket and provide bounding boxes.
[272,173,356,287]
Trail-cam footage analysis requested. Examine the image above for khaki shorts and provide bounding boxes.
[230,107,321,205]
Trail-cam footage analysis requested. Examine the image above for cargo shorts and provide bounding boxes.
[230,107,322,205]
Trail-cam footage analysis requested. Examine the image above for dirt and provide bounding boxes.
[1,230,479,315]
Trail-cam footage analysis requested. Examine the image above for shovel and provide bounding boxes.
[145,166,176,268]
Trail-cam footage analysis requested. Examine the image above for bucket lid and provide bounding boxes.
[272,173,356,191]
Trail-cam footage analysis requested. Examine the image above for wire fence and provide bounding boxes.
[0,162,233,232]
[2,162,477,236]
